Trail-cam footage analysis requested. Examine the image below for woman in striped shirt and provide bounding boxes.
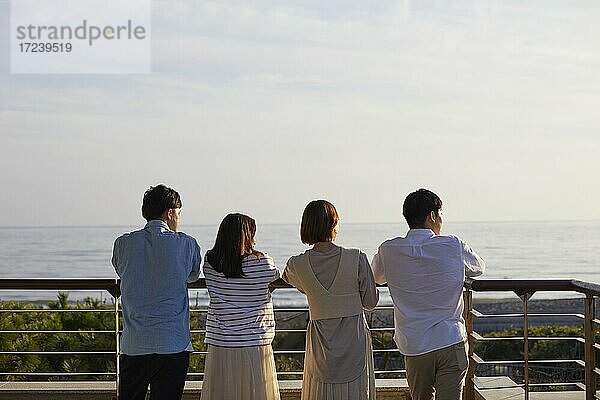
[200,213,281,400]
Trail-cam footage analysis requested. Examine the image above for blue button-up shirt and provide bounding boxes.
[112,220,202,355]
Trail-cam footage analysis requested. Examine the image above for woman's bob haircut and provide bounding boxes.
[300,200,339,245]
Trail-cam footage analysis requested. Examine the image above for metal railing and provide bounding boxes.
[1,278,599,399]
[0,279,120,381]
[464,279,600,400]
[0,279,402,385]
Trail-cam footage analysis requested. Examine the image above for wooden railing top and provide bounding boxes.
[0,278,121,297]
[468,278,600,296]
[1,278,599,298]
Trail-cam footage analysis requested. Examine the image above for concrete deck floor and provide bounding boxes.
[475,376,591,400]
[0,380,411,400]
[1,378,593,399]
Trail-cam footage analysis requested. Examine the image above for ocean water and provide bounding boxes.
[0,221,599,303]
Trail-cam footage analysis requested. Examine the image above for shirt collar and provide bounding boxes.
[144,219,171,230]
[406,228,435,237]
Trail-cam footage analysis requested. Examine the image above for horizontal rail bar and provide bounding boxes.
[0,330,113,333]
[372,349,402,352]
[468,278,600,296]
[471,332,584,342]
[185,370,399,376]
[188,349,402,355]
[0,372,116,376]
[3,278,599,296]
[475,382,582,390]
[471,310,584,319]
[474,358,583,365]
[528,383,585,389]
[193,370,407,377]
[0,279,120,297]
[374,370,406,374]
[272,350,305,354]
[0,351,114,355]
[188,328,397,335]
[0,309,114,313]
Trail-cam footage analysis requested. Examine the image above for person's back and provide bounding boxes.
[372,188,484,400]
[375,231,479,355]
[200,213,281,400]
[114,221,201,353]
[112,184,202,400]
[283,200,379,400]
[203,252,280,348]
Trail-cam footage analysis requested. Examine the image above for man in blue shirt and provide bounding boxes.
[112,184,202,400]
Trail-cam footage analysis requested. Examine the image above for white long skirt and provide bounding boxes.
[201,344,281,400]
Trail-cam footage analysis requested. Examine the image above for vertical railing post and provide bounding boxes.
[115,296,120,400]
[522,293,531,400]
[463,288,475,400]
[584,295,596,400]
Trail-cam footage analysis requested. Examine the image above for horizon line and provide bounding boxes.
[0,218,597,229]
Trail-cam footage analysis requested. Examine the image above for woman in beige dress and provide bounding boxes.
[282,200,379,400]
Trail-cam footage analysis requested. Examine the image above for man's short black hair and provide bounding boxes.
[141,184,182,222]
[403,188,443,229]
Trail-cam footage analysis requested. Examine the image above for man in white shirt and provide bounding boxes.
[371,188,485,400]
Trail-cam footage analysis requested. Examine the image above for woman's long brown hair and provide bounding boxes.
[206,213,261,278]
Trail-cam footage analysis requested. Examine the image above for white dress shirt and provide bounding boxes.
[371,229,485,356]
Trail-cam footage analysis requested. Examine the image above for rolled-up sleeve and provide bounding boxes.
[112,237,122,278]
[371,248,387,285]
[187,238,203,283]
[461,239,485,278]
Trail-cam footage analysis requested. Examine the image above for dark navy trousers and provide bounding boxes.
[118,351,190,400]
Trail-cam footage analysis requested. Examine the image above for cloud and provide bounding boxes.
[1,0,600,224]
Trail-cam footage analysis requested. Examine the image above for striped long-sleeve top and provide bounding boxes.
[203,252,281,347]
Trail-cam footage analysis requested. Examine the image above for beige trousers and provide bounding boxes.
[404,341,468,400]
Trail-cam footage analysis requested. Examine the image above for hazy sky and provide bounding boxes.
[1,0,599,226]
